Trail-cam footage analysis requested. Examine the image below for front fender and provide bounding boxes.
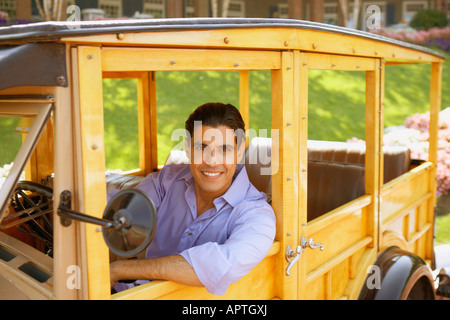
[359,247,436,300]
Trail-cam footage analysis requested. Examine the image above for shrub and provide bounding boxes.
[371,27,450,53]
[410,8,448,31]
[404,108,450,195]
[0,11,8,26]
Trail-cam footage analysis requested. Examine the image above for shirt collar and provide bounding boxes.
[178,164,250,209]
[220,164,249,208]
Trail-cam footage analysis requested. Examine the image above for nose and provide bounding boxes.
[204,147,220,166]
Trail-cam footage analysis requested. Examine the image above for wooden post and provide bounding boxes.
[138,72,158,174]
[77,46,110,299]
[272,51,299,300]
[297,51,308,300]
[239,70,250,148]
[428,62,442,261]
[365,60,382,250]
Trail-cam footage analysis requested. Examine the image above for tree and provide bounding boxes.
[351,0,361,29]
[35,0,67,21]
[338,0,362,29]
[221,0,230,17]
[338,0,349,27]
[210,0,230,18]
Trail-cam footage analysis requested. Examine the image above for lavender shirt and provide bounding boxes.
[112,163,276,295]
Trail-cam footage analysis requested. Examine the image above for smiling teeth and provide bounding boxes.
[203,172,220,177]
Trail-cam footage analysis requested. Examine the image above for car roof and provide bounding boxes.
[0,17,445,58]
[0,18,444,91]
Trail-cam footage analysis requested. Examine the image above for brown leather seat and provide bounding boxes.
[105,150,189,193]
[244,138,409,222]
[244,137,272,202]
[307,160,365,221]
[105,173,144,193]
[307,140,410,183]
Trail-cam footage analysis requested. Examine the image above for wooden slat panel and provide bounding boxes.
[102,47,281,72]
[112,241,280,300]
[306,195,371,235]
[306,52,376,71]
[63,28,298,51]
[306,209,370,273]
[380,163,432,224]
[306,236,372,283]
[61,28,444,63]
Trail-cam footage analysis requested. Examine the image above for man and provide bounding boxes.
[110,102,276,295]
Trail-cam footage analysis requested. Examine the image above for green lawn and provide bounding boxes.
[436,213,450,245]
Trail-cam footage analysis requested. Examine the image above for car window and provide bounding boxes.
[0,98,53,222]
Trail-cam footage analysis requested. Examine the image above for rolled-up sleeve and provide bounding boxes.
[179,204,276,295]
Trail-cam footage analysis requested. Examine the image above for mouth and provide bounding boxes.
[201,171,223,178]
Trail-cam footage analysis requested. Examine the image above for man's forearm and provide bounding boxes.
[110,254,203,288]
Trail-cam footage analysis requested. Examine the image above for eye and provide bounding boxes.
[194,144,206,151]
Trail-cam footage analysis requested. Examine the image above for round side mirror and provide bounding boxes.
[102,189,157,257]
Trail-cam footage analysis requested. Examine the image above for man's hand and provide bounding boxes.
[109,255,203,289]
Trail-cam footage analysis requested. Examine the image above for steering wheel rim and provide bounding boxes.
[3,181,54,256]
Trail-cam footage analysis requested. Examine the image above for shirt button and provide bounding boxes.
[187,232,192,236]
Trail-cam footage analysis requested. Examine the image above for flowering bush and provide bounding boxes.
[404,108,450,195]
[371,27,450,53]
[0,11,8,26]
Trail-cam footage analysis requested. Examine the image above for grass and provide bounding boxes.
[436,214,450,246]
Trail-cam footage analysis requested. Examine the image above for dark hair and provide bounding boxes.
[185,102,246,145]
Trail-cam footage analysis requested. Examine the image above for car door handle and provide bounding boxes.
[285,244,304,276]
[302,236,325,251]
[285,237,325,276]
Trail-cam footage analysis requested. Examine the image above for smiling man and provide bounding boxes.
[110,102,276,295]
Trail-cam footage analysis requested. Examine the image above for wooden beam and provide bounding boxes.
[101,48,281,72]
[364,60,382,249]
[271,51,299,300]
[77,46,110,300]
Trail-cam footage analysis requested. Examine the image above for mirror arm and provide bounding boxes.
[57,190,117,228]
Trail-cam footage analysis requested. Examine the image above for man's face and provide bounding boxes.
[185,125,245,198]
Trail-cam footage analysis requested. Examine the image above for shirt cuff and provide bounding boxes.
[179,243,233,295]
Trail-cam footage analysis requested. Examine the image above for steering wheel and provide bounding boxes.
[1,181,54,257]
